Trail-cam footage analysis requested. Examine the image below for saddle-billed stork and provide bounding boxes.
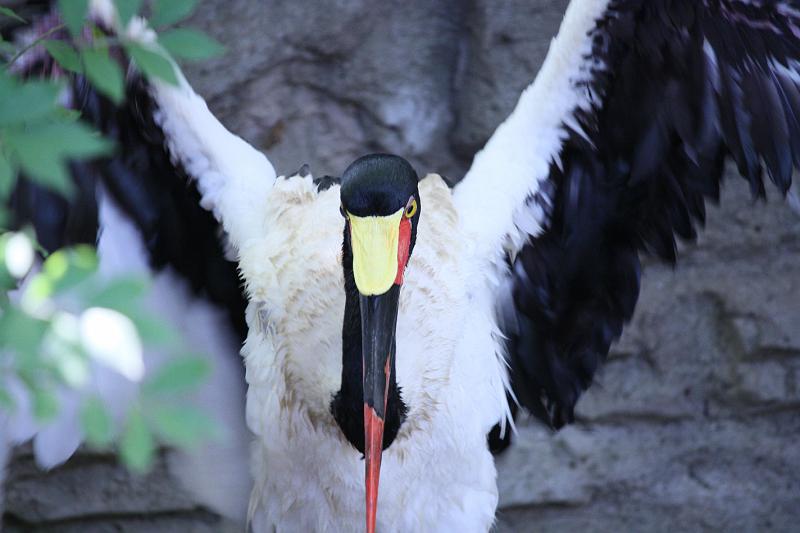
[5,0,800,531]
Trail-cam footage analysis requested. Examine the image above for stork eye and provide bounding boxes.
[404,197,417,218]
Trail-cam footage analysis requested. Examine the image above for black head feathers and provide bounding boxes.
[340,154,419,217]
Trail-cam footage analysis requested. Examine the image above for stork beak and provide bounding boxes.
[360,287,399,533]
[347,209,407,533]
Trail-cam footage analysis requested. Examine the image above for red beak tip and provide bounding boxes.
[364,405,385,533]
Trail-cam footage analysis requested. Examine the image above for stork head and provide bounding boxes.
[340,154,420,289]
[339,154,420,533]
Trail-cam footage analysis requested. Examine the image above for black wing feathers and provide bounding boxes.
[75,76,248,340]
[8,48,248,343]
[506,142,642,428]
[506,0,800,428]
[8,162,99,252]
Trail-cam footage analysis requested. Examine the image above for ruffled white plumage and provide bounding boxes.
[243,172,505,531]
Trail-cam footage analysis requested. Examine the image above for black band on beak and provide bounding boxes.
[360,285,400,418]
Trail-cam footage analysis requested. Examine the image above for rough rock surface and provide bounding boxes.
[4,0,800,531]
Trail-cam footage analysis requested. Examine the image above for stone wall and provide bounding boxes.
[4,1,800,531]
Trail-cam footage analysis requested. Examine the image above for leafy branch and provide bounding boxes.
[4,23,66,67]
[0,0,225,473]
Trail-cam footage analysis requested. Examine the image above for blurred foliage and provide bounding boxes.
[0,0,223,473]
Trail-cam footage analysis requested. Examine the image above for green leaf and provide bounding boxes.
[128,314,177,345]
[114,0,142,26]
[0,7,26,23]
[49,340,89,388]
[42,246,99,293]
[120,408,155,472]
[124,42,178,86]
[150,406,214,448]
[4,122,113,196]
[43,121,113,157]
[43,248,69,279]
[4,136,71,195]
[0,71,14,94]
[72,244,99,270]
[44,40,82,73]
[22,276,53,308]
[150,0,197,28]
[0,152,15,197]
[56,107,83,122]
[16,159,71,195]
[144,356,210,395]
[158,29,224,61]
[0,265,13,292]
[33,388,59,421]
[0,304,48,357]
[81,47,125,104]
[81,397,114,446]
[87,277,147,311]
[0,38,17,55]
[0,80,61,126]
[0,386,13,410]
[58,0,89,37]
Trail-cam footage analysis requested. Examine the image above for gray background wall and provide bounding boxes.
[4,0,800,531]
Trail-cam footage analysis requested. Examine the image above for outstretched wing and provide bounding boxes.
[455,0,800,428]
[96,1,277,252]
[3,0,278,522]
